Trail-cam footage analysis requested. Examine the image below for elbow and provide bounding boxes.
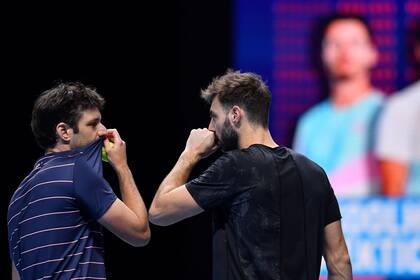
[342,253,352,270]
[130,226,151,247]
[126,218,151,247]
[149,204,172,227]
[148,206,165,226]
[338,250,352,268]
[149,216,171,227]
[134,233,151,247]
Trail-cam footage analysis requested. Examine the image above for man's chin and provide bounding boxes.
[331,73,353,82]
[329,68,359,80]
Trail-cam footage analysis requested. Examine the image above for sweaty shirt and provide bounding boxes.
[186,144,341,280]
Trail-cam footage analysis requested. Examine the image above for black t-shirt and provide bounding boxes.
[186,144,341,280]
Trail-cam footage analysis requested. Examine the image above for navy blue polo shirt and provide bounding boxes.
[7,139,117,280]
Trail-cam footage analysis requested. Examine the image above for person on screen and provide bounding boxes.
[375,22,420,196]
[293,14,384,196]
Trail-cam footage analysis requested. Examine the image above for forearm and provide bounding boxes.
[12,262,20,280]
[149,128,214,225]
[153,151,198,202]
[327,257,352,280]
[324,221,353,280]
[115,164,149,234]
[380,160,407,196]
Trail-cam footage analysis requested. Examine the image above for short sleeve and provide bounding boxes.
[323,172,342,226]
[74,157,117,220]
[375,97,413,162]
[186,153,240,211]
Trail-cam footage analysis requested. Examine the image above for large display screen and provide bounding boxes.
[234,1,420,279]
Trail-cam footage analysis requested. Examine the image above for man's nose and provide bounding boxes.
[208,120,215,131]
[97,123,107,136]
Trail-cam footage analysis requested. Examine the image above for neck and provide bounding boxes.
[238,123,277,149]
[330,74,373,108]
[46,143,71,154]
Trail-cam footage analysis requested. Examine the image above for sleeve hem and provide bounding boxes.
[94,195,118,220]
[185,182,208,211]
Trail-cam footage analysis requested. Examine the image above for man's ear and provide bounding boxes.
[56,122,72,144]
[231,105,242,128]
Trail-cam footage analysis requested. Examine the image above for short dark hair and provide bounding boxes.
[201,70,271,128]
[321,13,375,44]
[31,82,105,150]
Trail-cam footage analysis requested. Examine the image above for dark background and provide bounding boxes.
[2,1,231,279]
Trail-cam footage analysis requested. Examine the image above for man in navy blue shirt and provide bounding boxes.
[149,70,352,279]
[8,82,150,280]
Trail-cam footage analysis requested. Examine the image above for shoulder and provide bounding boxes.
[224,145,274,162]
[397,81,420,100]
[382,83,420,119]
[209,151,240,169]
[288,149,333,198]
[288,148,325,174]
[354,91,385,115]
[288,148,331,188]
[297,100,331,127]
[387,82,420,109]
[370,90,385,103]
[37,150,84,169]
[210,146,268,172]
[73,154,101,180]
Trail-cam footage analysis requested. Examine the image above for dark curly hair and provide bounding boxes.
[31,82,105,150]
[201,70,271,128]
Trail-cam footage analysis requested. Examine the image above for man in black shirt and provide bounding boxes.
[149,70,352,279]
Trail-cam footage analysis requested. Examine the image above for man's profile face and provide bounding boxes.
[208,97,239,151]
[322,19,378,80]
[69,108,106,149]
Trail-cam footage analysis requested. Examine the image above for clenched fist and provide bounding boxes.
[184,128,218,159]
